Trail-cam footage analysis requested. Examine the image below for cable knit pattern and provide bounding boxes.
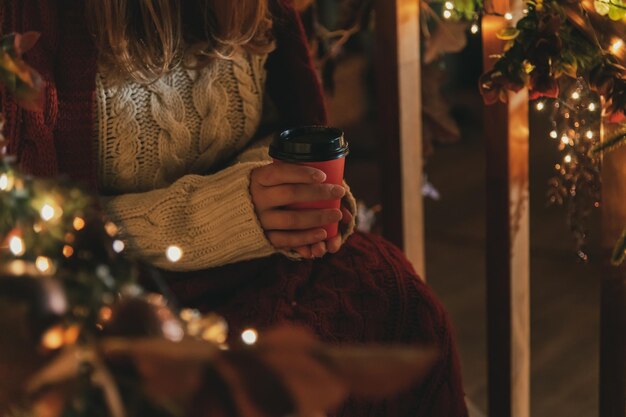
[96,50,356,270]
[96,51,267,193]
[95,80,141,190]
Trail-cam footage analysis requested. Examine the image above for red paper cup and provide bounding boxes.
[269,127,349,239]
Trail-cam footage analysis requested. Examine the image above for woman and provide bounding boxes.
[1,1,468,416]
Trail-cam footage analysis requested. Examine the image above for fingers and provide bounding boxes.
[266,228,327,249]
[260,208,342,230]
[294,246,313,259]
[311,241,327,258]
[340,206,353,225]
[252,162,326,187]
[326,234,342,254]
[254,183,345,210]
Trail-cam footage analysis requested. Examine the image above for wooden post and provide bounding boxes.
[482,9,531,417]
[599,123,626,417]
[374,0,425,277]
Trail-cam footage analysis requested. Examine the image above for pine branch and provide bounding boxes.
[611,229,626,266]
[591,132,626,155]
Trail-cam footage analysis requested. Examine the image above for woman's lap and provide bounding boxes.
[164,232,468,417]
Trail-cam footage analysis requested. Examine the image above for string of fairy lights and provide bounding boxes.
[535,80,603,260]
[433,0,626,260]
[1,167,186,270]
[1,154,261,351]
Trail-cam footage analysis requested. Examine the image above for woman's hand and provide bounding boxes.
[250,162,349,258]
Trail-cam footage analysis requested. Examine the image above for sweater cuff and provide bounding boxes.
[105,161,275,271]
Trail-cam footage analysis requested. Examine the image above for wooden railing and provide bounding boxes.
[375,1,626,416]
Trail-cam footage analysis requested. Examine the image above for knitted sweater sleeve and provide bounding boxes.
[104,149,275,271]
[105,136,357,271]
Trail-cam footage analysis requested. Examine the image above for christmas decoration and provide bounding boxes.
[543,79,602,261]
[433,0,626,262]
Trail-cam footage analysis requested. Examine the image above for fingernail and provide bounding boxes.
[331,210,343,221]
[312,171,326,182]
[331,185,345,198]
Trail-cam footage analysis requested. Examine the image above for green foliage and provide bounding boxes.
[0,161,136,327]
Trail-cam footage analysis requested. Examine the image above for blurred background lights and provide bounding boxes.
[166,245,183,262]
[112,240,125,253]
[40,204,56,221]
[241,328,258,345]
[9,236,25,256]
[0,173,9,190]
[73,217,85,231]
[35,256,52,273]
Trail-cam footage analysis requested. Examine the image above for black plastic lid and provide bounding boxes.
[269,126,349,162]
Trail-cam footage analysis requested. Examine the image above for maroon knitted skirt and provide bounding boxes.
[163,232,468,417]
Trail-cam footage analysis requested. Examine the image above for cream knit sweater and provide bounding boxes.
[95,51,356,271]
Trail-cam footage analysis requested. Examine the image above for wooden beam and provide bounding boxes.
[599,123,626,417]
[482,12,531,417]
[374,0,425,277]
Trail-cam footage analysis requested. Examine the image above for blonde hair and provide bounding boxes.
[85,0,273,83]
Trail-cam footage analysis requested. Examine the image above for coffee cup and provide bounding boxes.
[269,126,349,239]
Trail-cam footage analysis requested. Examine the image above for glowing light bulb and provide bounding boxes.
[571,91,580,100]
[104,222,119,237]
[588,102,597,112]
[40,204,56,221]
[0,174,9,191]
[99,306,113,322]
[41,326,64,350]
[550,130,558,139]
[445,1,454,9]
[443,9,452,19]
[504,12,513,20]
[561,135,570,145]
[63,245,74,258]
[9,236,25,256]
[73,217,85,231]
[166,245,183,262]
[535,101,545,111]
[586,130,594,139]
[35,256,52,273]
[112,240,125,253]
[241,328,258,345]
[470,23,479,34]
[564,154,572,164]
[610,39,623,54]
